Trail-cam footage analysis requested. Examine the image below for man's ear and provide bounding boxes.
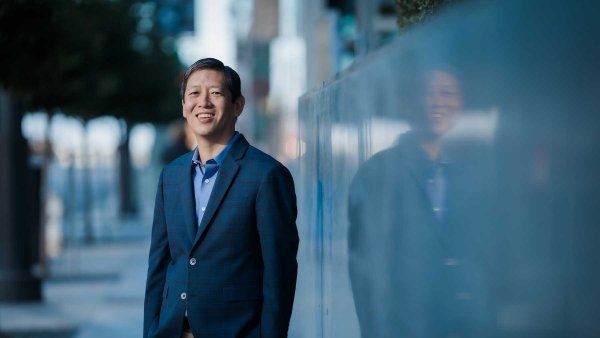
[181,99,186,118]
[234,96,245,117]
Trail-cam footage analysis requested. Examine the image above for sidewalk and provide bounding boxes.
[0,218,151,338]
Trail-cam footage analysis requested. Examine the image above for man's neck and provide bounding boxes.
[195,131,235,164]
[420,135,443,161]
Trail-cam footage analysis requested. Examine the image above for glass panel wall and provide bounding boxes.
[292,1,600,337]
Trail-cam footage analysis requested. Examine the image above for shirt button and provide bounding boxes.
[204,179,210,183]
[189,258,196,266]
[201,207,206,212]
[180,292,187,300]
[444,258,459,266]
[433,207,441,212]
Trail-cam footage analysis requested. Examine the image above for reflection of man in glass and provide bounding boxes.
[349,69,494,338]
[421,70,463,163]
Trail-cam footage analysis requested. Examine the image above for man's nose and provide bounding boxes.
[198,92,212,107]
[430,92,451,107]
[427,93,443,107]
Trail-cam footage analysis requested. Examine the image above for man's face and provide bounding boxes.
[422,70,463,137]
[182,69,244,143]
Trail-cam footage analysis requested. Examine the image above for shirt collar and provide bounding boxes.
[191,131,240,166]
[417,146,450,166]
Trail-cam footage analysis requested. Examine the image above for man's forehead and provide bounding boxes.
[187,83,225,89]
[188,69,226,85]
[190,68,225,78]
[427,71,459,86]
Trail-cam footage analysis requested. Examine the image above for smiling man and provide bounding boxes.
[144,58,299,338]
[349,68,495,337]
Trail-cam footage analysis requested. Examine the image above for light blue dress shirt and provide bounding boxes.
[191,132,240,228]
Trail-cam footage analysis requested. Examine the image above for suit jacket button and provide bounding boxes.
[181,292,187,300]
[189,258,197,266]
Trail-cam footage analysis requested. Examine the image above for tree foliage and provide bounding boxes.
[395,0,455,30]
[0,0,182,122]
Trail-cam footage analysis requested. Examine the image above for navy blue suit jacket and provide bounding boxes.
[144,135,299,338]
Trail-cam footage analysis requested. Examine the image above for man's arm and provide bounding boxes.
[143,170,171,338]
[347,161,397,338]
[256,164,299,338]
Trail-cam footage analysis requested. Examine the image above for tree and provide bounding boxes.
[0,0,182,300]
[395,0,456,30]
[1,0,181,118]
[2,0,182,216]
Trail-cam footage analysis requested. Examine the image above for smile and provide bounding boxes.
[429,112,446,118]
[195,112,215,119]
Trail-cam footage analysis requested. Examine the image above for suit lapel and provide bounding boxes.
[192,135,250,247]
[405,157,430,199]
[193,157,239,245]
[398,136,450,246]
[176,158,198,245]
[399,138,430,201]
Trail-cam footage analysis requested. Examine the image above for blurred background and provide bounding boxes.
[1,0,599,337]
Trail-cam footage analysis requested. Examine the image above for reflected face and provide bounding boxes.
[423,70,463,137]
[182,69,243,142]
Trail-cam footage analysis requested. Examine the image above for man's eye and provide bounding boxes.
[211,91,222,95]
[189,91,198,95]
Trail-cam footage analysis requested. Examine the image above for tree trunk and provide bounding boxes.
[0,90,42,301]
[118,119,137,218]
[81,120,94,244]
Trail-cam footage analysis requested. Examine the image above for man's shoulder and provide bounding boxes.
[244,145,284,168]
[242,145,292,180]
[160,150,193,177]
[350,134,416,190]
[359,143,406,173]
[359,132,420,168]
[167,150,194,166]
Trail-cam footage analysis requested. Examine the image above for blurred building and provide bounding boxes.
[176,0,238,68]
[163,0,399,161]
[238,0,361,160]
[353,0,398,55]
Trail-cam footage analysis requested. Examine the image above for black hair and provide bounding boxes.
[180,58,242,102]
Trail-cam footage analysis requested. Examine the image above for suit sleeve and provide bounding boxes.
[143,169,171,338]
[256,164,299,338]
[348,161,397,338]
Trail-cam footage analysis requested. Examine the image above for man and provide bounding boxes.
[348,69,495,337]
[144,58,299,338]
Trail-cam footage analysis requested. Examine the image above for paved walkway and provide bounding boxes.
[0,219,151,338]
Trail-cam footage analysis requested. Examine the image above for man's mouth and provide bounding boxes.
[195,112,215,119]
[429,112,446,119]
